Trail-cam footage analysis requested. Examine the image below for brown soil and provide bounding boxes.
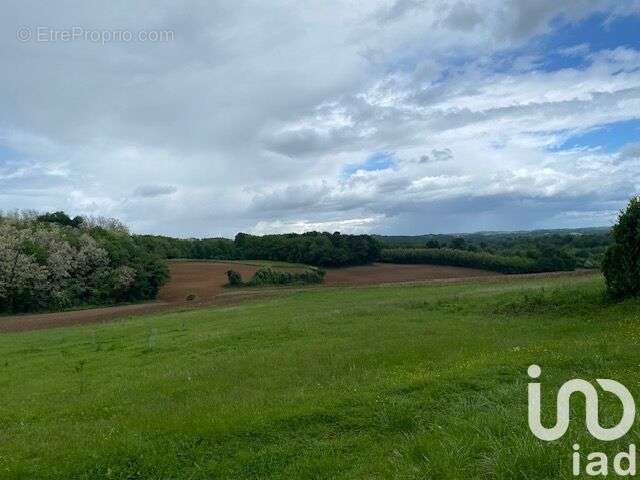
[0,261,596,333]
[324,263,495,285]
[0,302,173,334]
[0,262,263,333]
[157,262,262,304]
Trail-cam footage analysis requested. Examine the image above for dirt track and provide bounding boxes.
[0,262,594,333]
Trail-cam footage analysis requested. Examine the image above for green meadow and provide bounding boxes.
[2,273,640,479]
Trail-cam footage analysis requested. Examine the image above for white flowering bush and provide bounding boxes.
[0,212,168,314]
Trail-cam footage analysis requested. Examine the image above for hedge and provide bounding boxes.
[226,267,326,287]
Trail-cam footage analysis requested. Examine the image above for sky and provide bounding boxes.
[1,1,640,237]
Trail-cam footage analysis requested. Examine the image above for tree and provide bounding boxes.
[0,225,49,312]
[37,211,83,228]
[602,197,640,299]
[0,213,168,313]
[450,237,466,250]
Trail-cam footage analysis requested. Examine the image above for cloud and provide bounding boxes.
[558,43,590,57]
[442,2,483,31]
[133,184,178,198]
[0,1,638,236]
[619,143,640,161]
[249,183,330,213]
[420,148,453,163]
[251,216,385,235]
[377,0,425,24]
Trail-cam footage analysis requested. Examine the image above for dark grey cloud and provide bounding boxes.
[494,0,615,41]
[377,0,426,24]
[376,193,622,234]
[250,184,329,213]
[442,2,483,31]
[261,128,356,159]
[420,148,453,163]
[133,184,177,198]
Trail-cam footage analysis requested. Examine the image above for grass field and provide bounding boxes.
[2,273,640,479]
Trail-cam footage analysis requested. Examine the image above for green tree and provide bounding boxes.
[450,237,466,250]
[602,196,640,299]
[37,211,83,228]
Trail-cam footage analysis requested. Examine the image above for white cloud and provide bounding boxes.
[0,1,638,235]
[251,216,385,235]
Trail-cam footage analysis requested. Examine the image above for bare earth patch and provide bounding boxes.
[324,263,495,285]
[0,261,594,332]
[157,261,263,304]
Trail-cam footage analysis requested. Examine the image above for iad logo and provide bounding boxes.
[527,365,637,477]
[528,364,635,441]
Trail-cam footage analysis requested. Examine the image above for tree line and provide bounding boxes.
[138,229,592,274]
[137,232,382,267]
[135,235,235,260]
[376,229,610,270]
[0,211,168,314]
[380,247,576,274]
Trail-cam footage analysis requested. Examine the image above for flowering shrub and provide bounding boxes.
[0,213,168,313]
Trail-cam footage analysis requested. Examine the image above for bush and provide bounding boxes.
[227,267,325,287]
[602,197,640,299]
[380,248,575,274]
[226,269,243,286]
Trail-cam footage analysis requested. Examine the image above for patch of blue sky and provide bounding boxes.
[490,11,640,75]
[551,119,640,153]
[0,145,17,159]
[535,12,640,72]
[0,145,20,168]
[547,12,640,53]
[343,152,395,177]
[387,10,640,79]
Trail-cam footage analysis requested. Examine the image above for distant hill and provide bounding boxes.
[374,227,611,247]
[374,227,611,270]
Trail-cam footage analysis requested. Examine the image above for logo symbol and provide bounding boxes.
[527,364,635,442]
[16,26,32,42]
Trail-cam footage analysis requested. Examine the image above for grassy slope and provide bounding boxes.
[2,273,640,479]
